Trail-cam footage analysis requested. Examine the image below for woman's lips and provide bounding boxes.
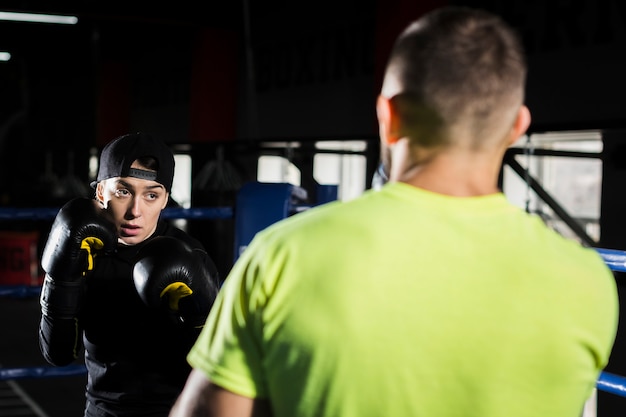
[120,224,140,236]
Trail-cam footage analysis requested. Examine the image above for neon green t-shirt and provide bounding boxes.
[188,182,618,417]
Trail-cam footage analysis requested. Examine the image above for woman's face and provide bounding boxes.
[96,163,168,246]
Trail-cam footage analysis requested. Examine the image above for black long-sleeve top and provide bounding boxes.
[39,220,220,417]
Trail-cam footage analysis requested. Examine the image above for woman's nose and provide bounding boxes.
[128,197,142,218]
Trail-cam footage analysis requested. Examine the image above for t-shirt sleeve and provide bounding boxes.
[186,233,271,399]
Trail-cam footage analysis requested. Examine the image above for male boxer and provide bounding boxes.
[170,7,618,417]
[39,132,220,417]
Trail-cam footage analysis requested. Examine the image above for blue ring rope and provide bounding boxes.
[0,206,234,221]
[0,364,87,380]
[596,248,626,273]
[597,372,626,397]
[0,365,624,399]
[0,285,41,298]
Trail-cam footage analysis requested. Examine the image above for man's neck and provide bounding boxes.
[391,142,504,197]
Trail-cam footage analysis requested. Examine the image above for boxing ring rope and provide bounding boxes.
[0,206,234,221]
[0,284,40,298]
[596,248,626,273]
[1,205,626,405]
[598,372,626,398]
[0,364,87,380]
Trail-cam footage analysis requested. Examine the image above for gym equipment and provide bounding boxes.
[233,181,308,261]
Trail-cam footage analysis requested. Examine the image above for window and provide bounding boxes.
[171,154,192,208]
[256,140,368,203]
[313,141,366,201]
[502,130,603,243]
[257,155,301,186]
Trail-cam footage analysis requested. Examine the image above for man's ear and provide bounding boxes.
[162,193,169,210]
[376,95,401,145]
[509,105,531,145]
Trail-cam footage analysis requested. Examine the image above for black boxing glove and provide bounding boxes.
[40,198,117,319]
[133,236,219,328]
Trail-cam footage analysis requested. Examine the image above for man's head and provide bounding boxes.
[94,133,175,245]
[378,7,529,158]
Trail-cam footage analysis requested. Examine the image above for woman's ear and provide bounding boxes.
[376,95,401,146]
[95,182,105,206]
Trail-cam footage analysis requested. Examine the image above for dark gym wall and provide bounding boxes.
[452,0,626,131]
[94,22,239,146]
[242,0,626,139]
[0,18,96,207]
[2,0,626,206]
[242,0,450,140]
[243,2,378,139]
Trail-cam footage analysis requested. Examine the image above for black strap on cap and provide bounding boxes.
[128,168,158,181]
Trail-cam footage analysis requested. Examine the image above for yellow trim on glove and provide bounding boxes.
[80,237,105,271]
[160,283,193,311]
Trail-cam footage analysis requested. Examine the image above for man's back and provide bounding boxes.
[188,182,618,417]
[172,8,619,417]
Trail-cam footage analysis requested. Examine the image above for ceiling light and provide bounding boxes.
[0,52,10,62]
[0,11,78,25]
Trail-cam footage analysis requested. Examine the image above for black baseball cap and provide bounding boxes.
[92,132,175,192]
